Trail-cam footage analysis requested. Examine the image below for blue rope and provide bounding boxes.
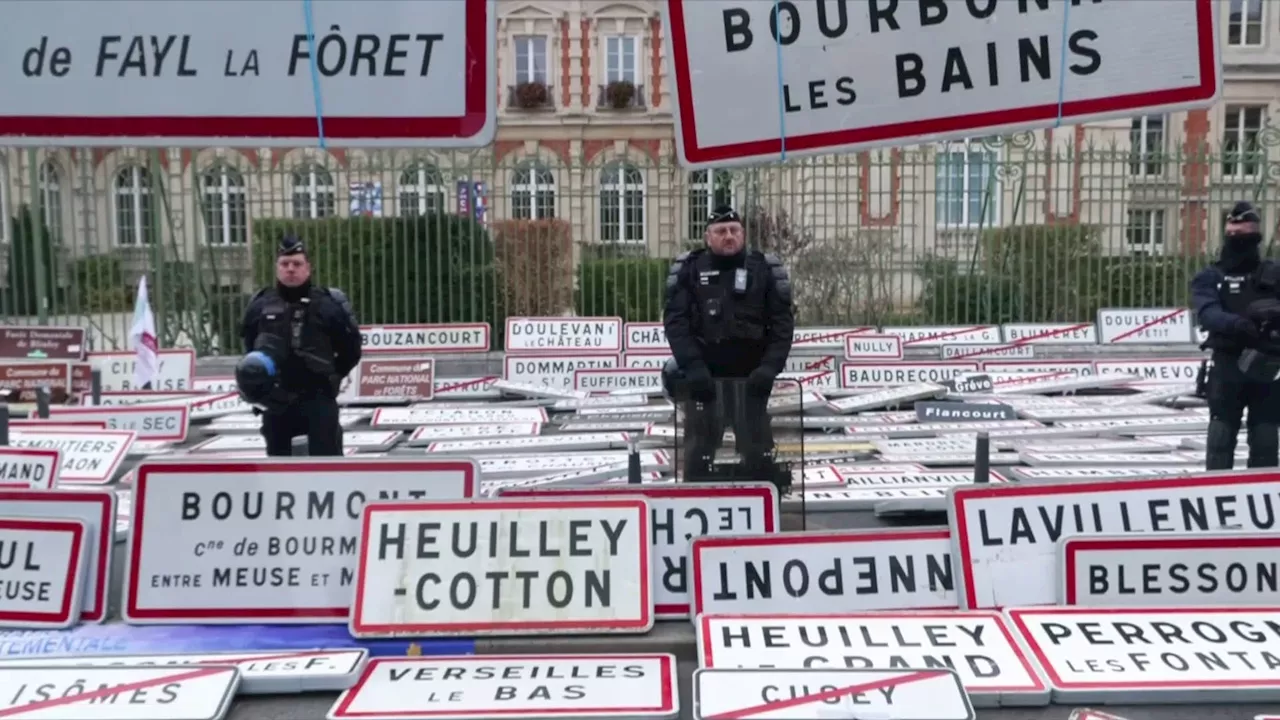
[302,0,328,148]
[772,0,787,160]
[1054,0,1073,127]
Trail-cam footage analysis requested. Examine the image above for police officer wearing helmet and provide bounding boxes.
[662,205,795,480]
[1191,200,1280,469]
[239,237,362,456]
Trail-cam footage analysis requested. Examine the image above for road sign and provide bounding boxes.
[948,471,1280,609]
[696,611,1049,706]
[125,458,476,624]
[505,317,623,355]
[0,517,86,629]
[1097,308,1194,344]
[0,326,85,360]
[0,648,367,695]
[88,349,195,391]
[1007,607,1280,703]
[690,528,954,616]
[663,0,1217,167]
[0,488,113,623]
[359,323,489,354]
[328,655,678,720]
[9,429,134,485]
[1058,533,1280,607]
[350,498,651,636]
[693,667,974,720]
[46,405,189,442]
[0,665,239,719]
[0,0,496,148]
[0,447,60,489]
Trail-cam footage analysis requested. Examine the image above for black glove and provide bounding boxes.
[746,367,778,397]
[684,364,716,402]
[1235,317,1262,343]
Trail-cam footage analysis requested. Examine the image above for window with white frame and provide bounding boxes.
[1223,105,1267,178]
[1126,209,1166,254]
[605,35,639,84]
[291,165,336,219]
[514,35,548,85]
[201,165,248,245]
[1129,115,1166,176]
[38,162,63,245]
[114,166,156,246]
[0,158,8,245]
[511,162,556,220]
[399,164,447,216]
[600,162,645,243]
[687,169,734,240]
[935,140,999,227]
[1229,0,1264,46]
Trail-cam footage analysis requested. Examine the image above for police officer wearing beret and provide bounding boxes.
[1192,201,1280,469]
[663,205,795,480]
[238,237,362,456]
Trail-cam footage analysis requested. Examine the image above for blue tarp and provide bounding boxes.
[0,624,474,658]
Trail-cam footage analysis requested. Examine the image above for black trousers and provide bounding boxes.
[1206,351,1280,470]
[681,379,774,480]
[260,392,343,457]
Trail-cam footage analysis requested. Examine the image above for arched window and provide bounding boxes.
[599,162,645,243]
[687,169,734,240]
[202,165,248,245]
[38,162,63,244]
[114,166,156,246]
[399,163,446,216]
[511,162,555,220]
[291,165,336,219]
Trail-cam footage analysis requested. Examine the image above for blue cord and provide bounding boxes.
[302,0,328,148]
[772,0,787,160]
[1054,0,1072,127]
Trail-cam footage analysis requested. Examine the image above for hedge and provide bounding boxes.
[918,224,1202,324]
[491,219,574,316]
[250,214,500,326]
[576,258,670,322]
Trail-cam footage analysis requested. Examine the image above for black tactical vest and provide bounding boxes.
[688,250,771,344]
[255,287,337,378]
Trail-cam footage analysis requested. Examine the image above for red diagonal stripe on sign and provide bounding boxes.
[1108,309,1186,343]
[993,371,1072,386]
[795,328,873,345]
[902,326,986,346]
[702,670,945,720]
[949,322,1094,360]
[0,667,228,718]
[803,356,834,370]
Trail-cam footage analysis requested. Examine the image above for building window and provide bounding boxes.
[1229,0,1264,46]
[38,162,63,245]
[291,165,336,219]
[0,159,8,245]
[600,162,645,243]
[687,170,734,240]
[399,164,446,216]
[1126,209,1166,254]
[935,140,999,227]
[514,36,548,84]
[1223,105,1266,178]
[605,35,639,84]
[511,162,555,220]
[201,166,248,245]
[1129,115,1166,176]
[114,165,156,246]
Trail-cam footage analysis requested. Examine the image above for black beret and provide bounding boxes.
[1229,201,1261,223]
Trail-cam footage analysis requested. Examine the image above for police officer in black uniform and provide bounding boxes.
[1191,201,1280,470]
[663,205,795,480]
[239,237,362,456]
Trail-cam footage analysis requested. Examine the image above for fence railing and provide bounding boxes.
[1,130,1278,356]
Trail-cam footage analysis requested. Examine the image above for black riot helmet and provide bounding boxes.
[235,351,279,406]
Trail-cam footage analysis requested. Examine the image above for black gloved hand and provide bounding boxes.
[746,367,778,397]
[684,364,716,402]
[1235,317,1262,343]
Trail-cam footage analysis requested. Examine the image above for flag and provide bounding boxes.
[130,275,158,390]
